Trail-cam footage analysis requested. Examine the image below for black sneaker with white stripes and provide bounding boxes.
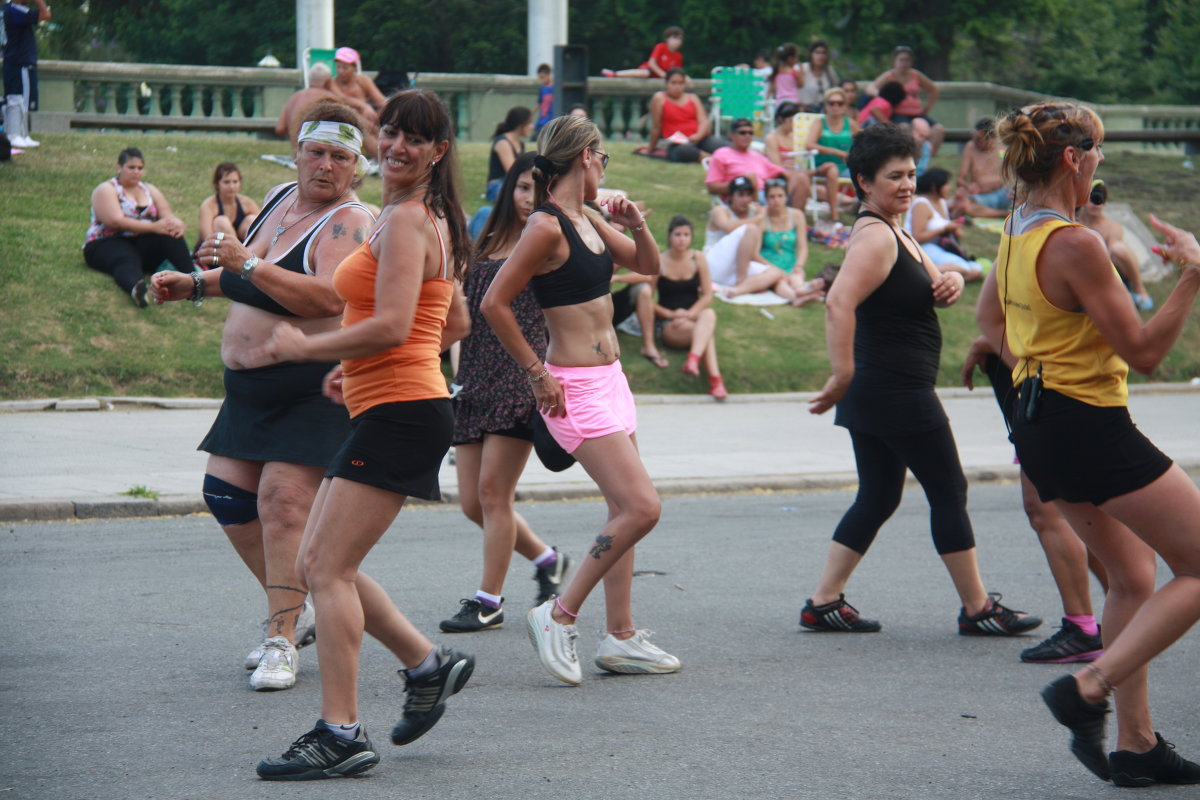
[799,594,882,633]
[439,598,504,633]
[533,548,572,606]
[257,720,379,781]
[959,593,1042,636]
[391,647,475,746]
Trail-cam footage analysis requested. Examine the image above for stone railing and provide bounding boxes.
[26,61,1200,153]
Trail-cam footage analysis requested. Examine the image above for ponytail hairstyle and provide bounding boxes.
[531,114,602,208]
[377,89,471,281]
[995,102,1103,201]
[474,151,537,259]
[492,106,533,139]
[771,42,800,84]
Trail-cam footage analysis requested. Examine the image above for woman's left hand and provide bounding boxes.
[931,271,964,306]
[602,195,646,231]
[196,231,250,272]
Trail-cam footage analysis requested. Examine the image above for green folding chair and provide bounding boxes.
[709,66,770,136]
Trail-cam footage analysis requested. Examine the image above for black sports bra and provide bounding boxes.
[220,183,370,317]
[529,205,613,309]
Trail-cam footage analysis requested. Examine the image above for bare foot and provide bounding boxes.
[641,349,669,369]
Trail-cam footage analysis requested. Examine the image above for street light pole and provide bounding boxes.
[527,0,567,76]
[296,0,334,71]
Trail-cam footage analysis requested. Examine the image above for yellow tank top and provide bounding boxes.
[995,210,1127,407]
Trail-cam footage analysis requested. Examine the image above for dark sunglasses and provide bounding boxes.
[593,149,610,168]
[732,128,753,135]
[825,100,845,106]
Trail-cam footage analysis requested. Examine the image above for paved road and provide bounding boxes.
[2,485,1197,800]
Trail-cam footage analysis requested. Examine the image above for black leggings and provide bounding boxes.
[83,234,194,293]
[832,424,975,556]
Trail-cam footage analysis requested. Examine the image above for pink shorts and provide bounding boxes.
[541,361,637,453]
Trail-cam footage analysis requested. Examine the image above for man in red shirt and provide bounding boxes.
[705,118,810,211]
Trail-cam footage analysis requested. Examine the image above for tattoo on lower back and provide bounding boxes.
[593,342,607,357]
[590,534,614,559]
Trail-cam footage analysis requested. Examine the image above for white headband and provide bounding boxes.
[297,120,369,175]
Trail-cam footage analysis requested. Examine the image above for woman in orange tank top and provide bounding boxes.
[990,101,1200,787]
[249,90,477,781]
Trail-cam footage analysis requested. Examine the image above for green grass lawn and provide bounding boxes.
[1,133,1198,399]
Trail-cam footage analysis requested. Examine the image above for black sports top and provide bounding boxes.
[487,135,523,182]
[220,183,370,317]
[217,195,248,231]
[657,256,701,311]
[529,205,613,309]
[833,210,946,436]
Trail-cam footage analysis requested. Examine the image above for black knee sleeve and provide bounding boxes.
[203,474,259,526]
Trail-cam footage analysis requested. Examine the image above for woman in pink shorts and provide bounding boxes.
[481,115,680,686]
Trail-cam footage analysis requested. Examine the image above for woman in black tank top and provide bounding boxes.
[654,215,727,398]
[801,124,1042,638]
[481,115,680,685]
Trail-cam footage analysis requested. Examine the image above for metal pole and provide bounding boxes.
[296,0,335,71]
[527,0,568,76]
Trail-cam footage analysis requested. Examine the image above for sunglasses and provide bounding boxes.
[733,128,753,135]
[825,100,845,107]
[593,149,609,168]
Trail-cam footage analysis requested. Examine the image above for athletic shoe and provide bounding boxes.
[601,68,616,78]
[1020,619,1103,663]
[439,598,504,633]
[391,647,475,746]
[245,599,317,669]
[958,593,1042,636]
[250,636,298,691]
[533,548,572,606]
[12,135,39,147]
[526,599,582,685]
[799,594,882,633]
[130,279,149,308]
[1041,673,1111,780]
[256,720,379,780]
[1110,733,1200,787]
[594,630,681,674]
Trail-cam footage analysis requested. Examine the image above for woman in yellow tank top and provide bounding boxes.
[991,101,1200,787]
[247,90,477,781]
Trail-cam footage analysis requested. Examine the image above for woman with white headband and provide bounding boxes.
[152,100,375,693]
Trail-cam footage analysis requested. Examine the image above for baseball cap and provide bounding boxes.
[729,175,754,195]
[334,46,361,65]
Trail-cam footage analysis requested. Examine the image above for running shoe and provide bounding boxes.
[1041,673,1111,780]
[256,720,379,780]
[1020,619,1103,663]
[250,637,298,691]
[533,548,572,606]
[958,593,1042,636]
[245,599,316,669]
[799,594,882,633]
[131,279,149,308]
[526,599,582,685]
[390,647,475,746]
[439,598,504,633]
[1110,733,1200,787]
[594,630,681,674]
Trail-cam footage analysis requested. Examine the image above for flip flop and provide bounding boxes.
[641,351,669,369]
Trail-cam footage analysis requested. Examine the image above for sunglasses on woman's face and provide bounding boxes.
[592,149,610,168]
[733,128,753,136]
[826,100,845,107]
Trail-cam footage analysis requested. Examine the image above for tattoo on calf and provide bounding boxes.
[265,586,307,636]
[590,534,614,559]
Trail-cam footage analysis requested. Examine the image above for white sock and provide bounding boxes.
[532,546,557,567]
[323,721,360,740]
[404,646,440,680]
[474,590,502,609]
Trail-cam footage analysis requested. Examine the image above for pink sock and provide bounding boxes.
[1064,614,1099,637]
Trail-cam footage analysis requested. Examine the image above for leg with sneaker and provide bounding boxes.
[260,476,474,780]
[528,431,678,685]
[442,435,571,633]
[1042,486,1200,786]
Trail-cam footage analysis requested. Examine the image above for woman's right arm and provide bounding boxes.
[764,131,783,166]
[496,138,517,173]
[198,196,217,242]
[809,221,895,414]
[691,95,712,141]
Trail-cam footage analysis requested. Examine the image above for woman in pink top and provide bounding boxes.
[870,46,944,155]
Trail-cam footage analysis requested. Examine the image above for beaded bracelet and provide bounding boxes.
[527,367,549,383]
[189,271,206,307]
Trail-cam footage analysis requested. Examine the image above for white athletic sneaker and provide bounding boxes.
[11,135,38,148]
[250,637,299,691]
[244,599,316,669]
[594,630,681,674]
[525,600,581,685]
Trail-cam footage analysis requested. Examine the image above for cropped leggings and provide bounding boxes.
[832,423,975,556]
[83,234,194,293]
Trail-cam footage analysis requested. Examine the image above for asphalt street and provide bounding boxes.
[2,485,1197,800]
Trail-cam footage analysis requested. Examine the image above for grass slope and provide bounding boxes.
[1,133,1197,399]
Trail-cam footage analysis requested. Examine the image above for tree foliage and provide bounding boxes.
[34,0,1200,104]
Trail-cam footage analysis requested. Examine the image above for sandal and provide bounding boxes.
[709,376,728,400]
[682,353,701,376]
[641,350,669,369]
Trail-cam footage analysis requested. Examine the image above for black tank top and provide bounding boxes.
[529,205,613,309]
[487,135,523,182]
[657,255,701,311]
[217,195,247,231]
[833,210,947,436]
[219,184,369,317]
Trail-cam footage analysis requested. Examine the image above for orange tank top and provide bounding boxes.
[333,203,454,417]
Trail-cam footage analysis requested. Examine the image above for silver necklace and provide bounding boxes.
[271,194,340,248]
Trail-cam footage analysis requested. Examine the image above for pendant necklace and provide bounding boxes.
[271,193,341,248]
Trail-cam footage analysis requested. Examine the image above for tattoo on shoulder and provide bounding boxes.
[589,534,614,559]
[354,226,368,243]
[331,223,346,239]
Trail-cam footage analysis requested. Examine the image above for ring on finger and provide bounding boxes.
[215,232,225,243]
[212,254,218,266]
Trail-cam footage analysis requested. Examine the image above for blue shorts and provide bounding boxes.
[971,187,1012,211]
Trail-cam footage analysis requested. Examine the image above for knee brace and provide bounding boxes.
[202,474,259,526]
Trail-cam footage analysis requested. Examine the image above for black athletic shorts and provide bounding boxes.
[1010,387,1172,505]
[325,398,453,501]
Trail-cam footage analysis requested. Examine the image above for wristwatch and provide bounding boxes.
[241,256,260,281]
